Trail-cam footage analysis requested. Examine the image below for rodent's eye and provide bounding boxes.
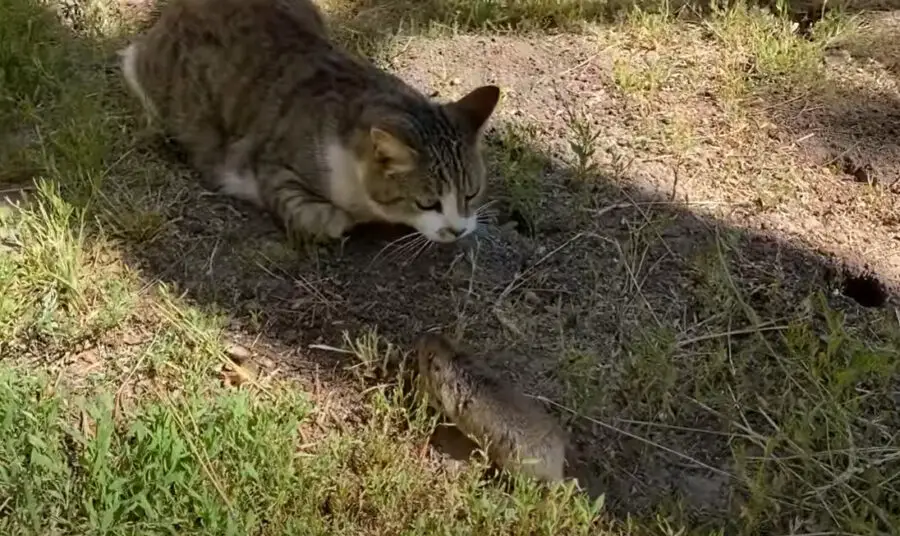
[416,200,441,212]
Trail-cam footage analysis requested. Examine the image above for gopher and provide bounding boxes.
[415,333,567,483]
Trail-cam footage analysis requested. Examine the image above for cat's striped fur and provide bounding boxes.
[120,0,500,242]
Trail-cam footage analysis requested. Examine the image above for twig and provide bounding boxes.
[308,343,354,355]
[676,324,791,348]
[587,232,663,328]
[114,331,160,420]
[152,300,274,397]
[612,418,752,439]
[584,202,633,218]
[454,240,481,339]
[584,200,737,216]
[205,238,220,276]
[713,231,811,400]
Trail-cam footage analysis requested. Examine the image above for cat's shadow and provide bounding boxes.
[345,221,417,243]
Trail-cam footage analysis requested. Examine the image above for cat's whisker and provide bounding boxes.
[388,234,428,263]
[477,208,499,216]
[399,235,432,265]
[407,238,433,264]
[476,219,500,233]
[475,204,500,224]
[370,231,420,265]
[475,213,498,222]
[476,199,499,212]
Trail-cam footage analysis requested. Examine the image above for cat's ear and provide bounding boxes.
[446,85,501,136]
[370,127,417,174]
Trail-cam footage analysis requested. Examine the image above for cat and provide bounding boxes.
[120,0,500,243]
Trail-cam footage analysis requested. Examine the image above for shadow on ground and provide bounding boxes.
[5,0,899,531]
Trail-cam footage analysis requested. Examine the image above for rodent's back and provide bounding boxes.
[415,335,566,482]
[460,377,566,482]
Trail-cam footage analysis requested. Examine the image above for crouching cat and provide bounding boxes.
[120,0,500,243]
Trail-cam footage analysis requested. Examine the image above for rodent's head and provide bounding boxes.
[415,333,459,381]
[355,86,501,243]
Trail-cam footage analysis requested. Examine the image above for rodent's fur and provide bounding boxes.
[416,334,567,483]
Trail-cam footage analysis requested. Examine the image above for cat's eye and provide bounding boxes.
[464,192,478,203]
[416,200,441,212]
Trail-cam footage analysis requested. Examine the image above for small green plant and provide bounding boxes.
[709,2,854,92]
[564,106,603,180]
[490,122,544,234]
[557,347,604,414]
[612,57,671,95]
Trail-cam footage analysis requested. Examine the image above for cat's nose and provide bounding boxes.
[446,227,464,238]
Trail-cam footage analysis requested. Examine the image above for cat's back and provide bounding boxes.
[127,0,341,131]
[148,0,329,56]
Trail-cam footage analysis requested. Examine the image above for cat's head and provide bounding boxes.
[359,85,501,243]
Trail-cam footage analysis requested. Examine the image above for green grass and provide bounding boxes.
[489,123,546,234]
[614,235,900,532]
[323,0,852,34]
[0,352,608,535]
[2,0,899,535]
[0,367,314,534]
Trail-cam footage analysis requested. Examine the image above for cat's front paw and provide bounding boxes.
[286,202,355,243]
[323,208,354,239]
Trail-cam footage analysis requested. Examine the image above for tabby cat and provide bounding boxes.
[120,0,500,243]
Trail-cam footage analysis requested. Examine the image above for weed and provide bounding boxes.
[708,2,855,93]
[564,105,604,181]
[612,57,672,95]
[488,123,545,234]
[557,347,605,413]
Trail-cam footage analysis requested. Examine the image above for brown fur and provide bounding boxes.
[121,0,500,242]
[415,333,568,483]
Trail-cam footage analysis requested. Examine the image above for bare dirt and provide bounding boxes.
[101,4,900,528]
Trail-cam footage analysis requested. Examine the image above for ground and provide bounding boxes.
[1,0,899,535]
